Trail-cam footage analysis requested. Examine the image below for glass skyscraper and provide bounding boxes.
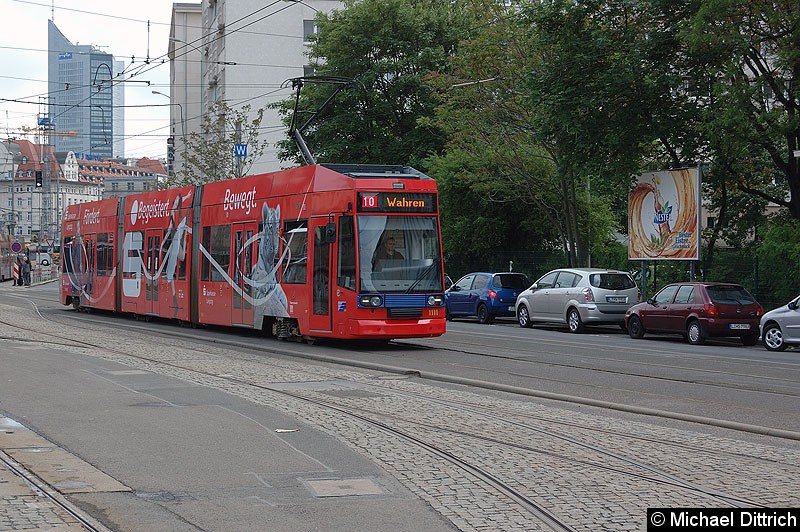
[47,20,125,158]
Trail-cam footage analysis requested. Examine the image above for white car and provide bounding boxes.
[760,295,800,351]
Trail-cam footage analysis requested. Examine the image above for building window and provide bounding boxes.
[303,20,317,43]
[127,182,135,191]
[112,182,118,191]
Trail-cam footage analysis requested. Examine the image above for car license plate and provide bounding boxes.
[729,323,750,330]
[607,296,627,303]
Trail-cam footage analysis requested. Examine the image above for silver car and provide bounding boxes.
[515,268,640,333]
[760,295,800,351]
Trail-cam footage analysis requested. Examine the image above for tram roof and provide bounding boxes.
[202,164,435,200]
[319,164,432,180]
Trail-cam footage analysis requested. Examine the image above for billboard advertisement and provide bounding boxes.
[628,167,701,260]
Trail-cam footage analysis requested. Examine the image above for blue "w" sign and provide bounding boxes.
[233,143,248,157]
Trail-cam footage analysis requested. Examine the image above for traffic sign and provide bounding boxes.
[10,241,22,253]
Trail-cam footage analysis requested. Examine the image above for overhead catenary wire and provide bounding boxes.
[3,0,314,153]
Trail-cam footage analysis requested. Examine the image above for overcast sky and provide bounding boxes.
[1,0,176,159]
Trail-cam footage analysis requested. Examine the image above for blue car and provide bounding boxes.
[446,272,531,324]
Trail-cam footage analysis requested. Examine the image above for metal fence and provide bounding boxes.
[31,265,60,284]
[477,248,796,313]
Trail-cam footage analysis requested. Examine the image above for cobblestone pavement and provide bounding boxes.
[0,495,85,531]
[1,300,799,531]
[0,455,89,531]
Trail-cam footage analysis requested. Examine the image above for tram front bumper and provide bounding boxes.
[347,318,446,339]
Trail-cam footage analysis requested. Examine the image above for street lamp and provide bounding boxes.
[152,90,186,178]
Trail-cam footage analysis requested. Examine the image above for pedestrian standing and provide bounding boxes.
[21,256,31,286]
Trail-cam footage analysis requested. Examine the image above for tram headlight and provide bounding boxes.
[360,295,383,307]
[427,295,444,306]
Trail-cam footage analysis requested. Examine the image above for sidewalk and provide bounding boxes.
[0,279,102,530]
[1,417,116,531]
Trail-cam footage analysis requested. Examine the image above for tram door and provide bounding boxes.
[144,229,161,314]
[83,234,97,298]
[70,237,86,297]
[232,222,258,326]
[308,218,333,333]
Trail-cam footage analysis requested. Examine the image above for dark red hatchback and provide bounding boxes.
[624,282,763,345]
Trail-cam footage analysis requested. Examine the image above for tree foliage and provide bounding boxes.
[756,213,800,306]
[682,0,800,219]
[164,101,267,188]
[429,0,646,267]
[267,0,798,293]
[273,0,472,168]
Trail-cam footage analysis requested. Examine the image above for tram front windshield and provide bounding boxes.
[358,215,443,292]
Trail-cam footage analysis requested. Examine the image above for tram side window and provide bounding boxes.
[163,223,188,281]
[201,225,230,282]
[85,238,96,293]
[96,233,113,276]
[201,227,210,281]
[282,220,308,284]
[337,216,356,291]
[62,238,73,274]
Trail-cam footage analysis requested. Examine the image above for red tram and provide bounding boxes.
[60,164,447,341]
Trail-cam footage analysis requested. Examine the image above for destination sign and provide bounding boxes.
[357,192,437,213]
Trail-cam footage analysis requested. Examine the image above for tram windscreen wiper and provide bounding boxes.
[405,258,440,294]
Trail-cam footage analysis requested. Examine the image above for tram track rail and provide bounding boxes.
[0,450,106,532]
[6,288,800,440]
[2,300,584,531]
[1,295,784,529]
[32,297,800,399]
[30,309,800,440]
[36,309,800,401]
[12,289,800,398]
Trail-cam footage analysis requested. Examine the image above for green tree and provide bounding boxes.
[428,146,560,277]
[430,0,638,267]
[682,0,800,219]
[518,0,709,265]
[164,101,267,187]
[756,214,800,307]
[273,0,472,168]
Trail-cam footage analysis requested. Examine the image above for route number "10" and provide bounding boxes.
[361,194,378,209]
